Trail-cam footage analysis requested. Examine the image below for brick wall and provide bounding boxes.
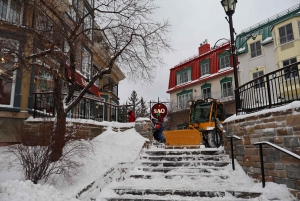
[223,107,300,195]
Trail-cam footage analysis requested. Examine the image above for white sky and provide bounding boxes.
[118,0,300,104]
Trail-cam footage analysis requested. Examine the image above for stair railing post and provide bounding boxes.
[231,137,235,170]
[258,144,265,188]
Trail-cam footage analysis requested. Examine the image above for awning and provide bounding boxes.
[66,65,101,97]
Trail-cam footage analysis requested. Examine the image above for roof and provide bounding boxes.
[235,3,300,55]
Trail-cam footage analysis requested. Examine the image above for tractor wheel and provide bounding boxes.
[207,128,223,148]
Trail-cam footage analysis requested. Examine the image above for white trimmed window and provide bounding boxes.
[279,23,294,44]
[201,63,209,76]
[176,68,191,85]
[81,47,92,80]
[221,82,232,97]
[0,0,23,24]
[220,55,230,69]
[68,0,77,21]
[202,87,211,99]
[0,37,19,106]
[250,41,262,58]
[84,7,93,40]
[283,58,298,80]
[177,92,192,110]
[253,70,264,88]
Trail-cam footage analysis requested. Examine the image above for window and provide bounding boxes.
[202,87,211,99]
[0,0,23,24]
[177,91,192,110]
[176,67,191,85]
[253,70,264,88]
[0,37,19,106]
[201,63,210,76]
[219,55,230,69]
[279,23,294,44]
[250,41,262,58]
[81,47,92,80]
[84,7,93,40]
[221,81,232,97]
[68,0,77,21]
[283,58,298,79]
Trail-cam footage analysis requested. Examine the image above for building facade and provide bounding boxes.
[235,4,300,108]
[0,0,126,144]
[167,40,238,129]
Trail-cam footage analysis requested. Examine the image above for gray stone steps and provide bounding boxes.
[138,166,225,173]
[99,146,265,201]
[140,161,230,167]
[111,189,261,199]
[144,149,224,156]
[141,155,228,162]
[130,174,229,180]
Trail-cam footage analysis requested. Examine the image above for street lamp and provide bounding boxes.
[221,0,241,114]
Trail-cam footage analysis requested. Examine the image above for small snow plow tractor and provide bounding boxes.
[164,99,226,148]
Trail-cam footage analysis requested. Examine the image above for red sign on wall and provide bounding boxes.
[151,103,168,119]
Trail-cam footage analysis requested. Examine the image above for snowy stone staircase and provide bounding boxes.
[99,146,263,201]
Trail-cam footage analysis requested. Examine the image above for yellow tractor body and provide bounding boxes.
[164,99,226,148]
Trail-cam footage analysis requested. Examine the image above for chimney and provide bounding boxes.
[198,39,210,55]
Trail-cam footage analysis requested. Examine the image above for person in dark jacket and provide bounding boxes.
[153,122,165,143]
[128,108,135,122]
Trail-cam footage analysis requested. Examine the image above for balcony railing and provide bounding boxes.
[32,92,130,122]
[237,61,300,114]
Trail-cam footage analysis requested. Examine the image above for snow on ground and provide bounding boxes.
[0,118,298,201]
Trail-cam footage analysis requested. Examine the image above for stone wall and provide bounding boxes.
[223,107,300,196]
[22,119,134,145]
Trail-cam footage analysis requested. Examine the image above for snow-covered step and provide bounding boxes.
[130,174,229,180]
[140,161,230,167]
[106,196,261,201]
[136,166,226,173]
[141,155,229,162]
[144,149,224,156]
[111,188,261,199]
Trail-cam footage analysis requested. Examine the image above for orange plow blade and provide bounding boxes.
[164,129,202,146]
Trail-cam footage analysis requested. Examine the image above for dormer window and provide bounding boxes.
[176,67,191,85]
[250,41,262,58]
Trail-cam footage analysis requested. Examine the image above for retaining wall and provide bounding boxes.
[223,104,300,197]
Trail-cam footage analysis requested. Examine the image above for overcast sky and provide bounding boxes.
[118,0,300,105]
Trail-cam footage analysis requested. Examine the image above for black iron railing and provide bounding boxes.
[32,92,131,122]
[237,61,300,114]
[226,134,241,170]
[254,141,300,188]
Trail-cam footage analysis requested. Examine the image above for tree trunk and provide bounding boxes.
[50,71,66,162]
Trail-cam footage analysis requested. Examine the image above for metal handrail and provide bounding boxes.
[226,134,241,170]
[254,141,300,188]
[237,61,300,114]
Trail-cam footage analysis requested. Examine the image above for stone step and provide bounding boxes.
[130,174,229,180]
[106,197,260,201]
[112,189,261,199]
[141,155,229,162]
[144,149,224,156]
[141,161,230,168]
[138,166,225,173]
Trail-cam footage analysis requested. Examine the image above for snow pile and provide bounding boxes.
[0,180,79,201]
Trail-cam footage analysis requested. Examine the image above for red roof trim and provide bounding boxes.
[166,68,234,93]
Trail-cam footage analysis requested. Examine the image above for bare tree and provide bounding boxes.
[0,0,171,161]
[2,121,92,184]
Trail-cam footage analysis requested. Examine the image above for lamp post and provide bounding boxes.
[221,0,240,114]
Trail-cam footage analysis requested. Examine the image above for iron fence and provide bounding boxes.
[32,92,131,122]
[237,61,300,114]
